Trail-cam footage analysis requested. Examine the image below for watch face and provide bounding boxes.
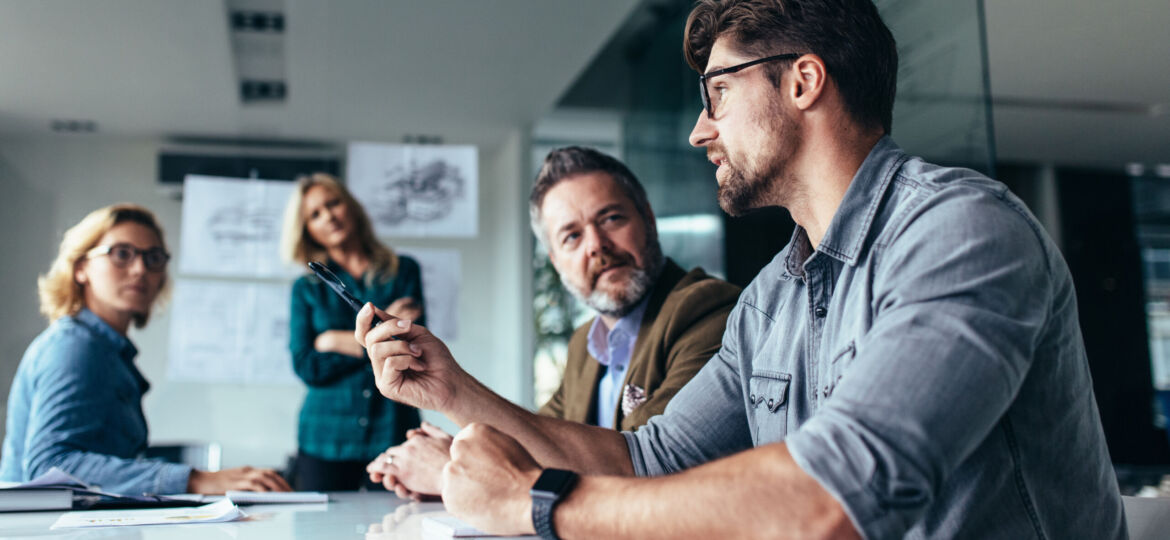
[531,468,577,497]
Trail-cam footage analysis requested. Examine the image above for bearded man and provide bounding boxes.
[358,1,1124,537]
[365,146,740,499]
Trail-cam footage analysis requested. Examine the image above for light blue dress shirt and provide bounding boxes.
[0,308,191,495]
[586,297,649,429]
[624,137,1125,538]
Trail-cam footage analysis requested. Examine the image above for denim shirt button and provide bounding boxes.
[814,306,827,318]
[767,398,775,408]
[750,393,757,403]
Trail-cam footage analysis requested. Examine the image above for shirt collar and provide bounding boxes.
[788,136,909,269]
[586,293,651,368]
[74,307,139,362]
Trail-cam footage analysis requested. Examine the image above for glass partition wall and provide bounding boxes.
[530,0,995,405]
[1132,171,1170,442]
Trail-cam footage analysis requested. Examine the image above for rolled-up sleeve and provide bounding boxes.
[786,188,1053,538]
[625,304,753,477]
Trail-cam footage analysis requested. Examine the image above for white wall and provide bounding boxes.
[0,133,531,469]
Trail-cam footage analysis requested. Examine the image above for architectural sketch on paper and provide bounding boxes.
[347,143,479,238]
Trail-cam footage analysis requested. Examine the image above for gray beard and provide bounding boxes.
[562,247,664,319]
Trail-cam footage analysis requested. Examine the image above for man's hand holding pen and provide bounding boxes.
[355,302,542,535]
[354,302,468,415]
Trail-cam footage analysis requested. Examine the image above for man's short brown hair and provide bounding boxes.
[684,0,898,133]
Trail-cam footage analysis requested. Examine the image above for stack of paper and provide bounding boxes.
[226,491,328,504]
[0,489,73,512]
[0,468,89,512]
[51,498,247,529]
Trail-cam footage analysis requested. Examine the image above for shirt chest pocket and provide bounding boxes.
[748,372,791,445]
[822,340,856,399]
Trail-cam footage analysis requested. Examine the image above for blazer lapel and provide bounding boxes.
[616,259,686,427]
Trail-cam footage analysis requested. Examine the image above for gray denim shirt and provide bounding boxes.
[624,137,1125,539]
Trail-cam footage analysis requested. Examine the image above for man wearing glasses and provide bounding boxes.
[358,0,1125,538]
[365,146,740,499]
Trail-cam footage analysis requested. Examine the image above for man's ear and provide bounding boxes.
[546,244,562,271]
[642,206,658,241]
[789,54,828,111]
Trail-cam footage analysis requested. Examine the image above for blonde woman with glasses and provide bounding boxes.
[0,203,290,495]
[281,173,424,491]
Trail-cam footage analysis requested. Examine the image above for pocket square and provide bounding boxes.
[622,384,648,417]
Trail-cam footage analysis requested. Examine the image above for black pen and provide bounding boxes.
[307,262,387,331]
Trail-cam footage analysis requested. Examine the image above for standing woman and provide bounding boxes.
[281,173,424,491]
[0,204,289,494]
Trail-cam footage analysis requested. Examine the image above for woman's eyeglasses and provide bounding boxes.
[86,243,170,272]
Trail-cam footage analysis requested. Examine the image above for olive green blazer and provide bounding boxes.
[538,259,741,430]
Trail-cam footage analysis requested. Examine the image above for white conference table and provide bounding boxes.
[7,492,1164,538]
[0,491,534,540]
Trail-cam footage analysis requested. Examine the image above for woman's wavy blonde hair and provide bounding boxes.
[38,203,170,328]
[280,173,398,283]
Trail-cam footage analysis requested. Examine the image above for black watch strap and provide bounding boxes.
[530,468,578,540]
[532,494,559,540]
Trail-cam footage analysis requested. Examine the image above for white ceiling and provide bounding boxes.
[0,0,637,148]
[0,0,1165,169]
[984,0,1170,168]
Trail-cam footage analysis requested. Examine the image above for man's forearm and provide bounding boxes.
[552,443,858,539]
[446,379,633,476]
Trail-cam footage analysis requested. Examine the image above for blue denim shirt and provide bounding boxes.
[625,137,1126,538]
[1,309,190,495]
[586,296,649,429]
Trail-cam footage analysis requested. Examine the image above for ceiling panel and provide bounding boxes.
[0,0,637,147]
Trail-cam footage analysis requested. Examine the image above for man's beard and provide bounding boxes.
[715,100,800,216]
[561,238,665,319]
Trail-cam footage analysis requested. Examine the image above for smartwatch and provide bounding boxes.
[530,468,579,540]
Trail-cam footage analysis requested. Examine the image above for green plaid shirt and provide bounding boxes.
[289,256,423,461]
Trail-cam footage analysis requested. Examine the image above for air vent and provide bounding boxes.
[227,0,287,105]
[50,119,97,133]
[402,135,445,144]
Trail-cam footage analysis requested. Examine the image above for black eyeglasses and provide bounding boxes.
[87,243,171,272]
[699,53,804,119]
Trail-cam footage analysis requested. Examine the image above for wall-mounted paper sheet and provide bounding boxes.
[399,248,460,342]
[167,279,297,385]
[347,143,478,238]
[179,175,300,279]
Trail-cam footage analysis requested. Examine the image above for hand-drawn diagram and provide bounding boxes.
[167,279,298,385]
[208,204,281,244]
[398,247,460,341]
[374,160,465,224]
[179,175,300,279]
[347,143,478,238]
